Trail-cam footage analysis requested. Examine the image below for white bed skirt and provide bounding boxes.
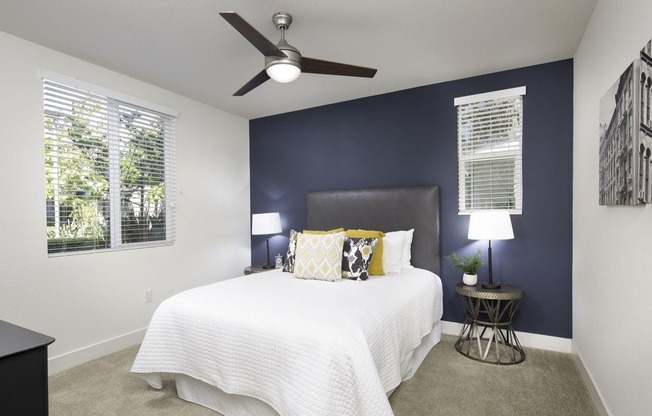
[175,320,442,415]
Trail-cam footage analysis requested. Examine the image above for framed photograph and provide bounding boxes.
[599,39,652,205]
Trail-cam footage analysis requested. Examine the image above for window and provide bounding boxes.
[641,73,646,123]
[44,72,177,254]
[454,86,525,214]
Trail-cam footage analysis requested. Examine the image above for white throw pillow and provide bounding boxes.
[384,229,415,270]
[402,229,415,269]
[382,232,406,274]
[294,232,346,281]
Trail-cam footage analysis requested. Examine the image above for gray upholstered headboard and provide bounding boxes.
[306,185,440,275]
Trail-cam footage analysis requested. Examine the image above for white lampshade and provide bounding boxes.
[468,211,514,241]
[252,212,282,235]
[266,63,301,83]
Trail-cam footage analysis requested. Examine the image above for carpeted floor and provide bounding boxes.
[49,335,597,416]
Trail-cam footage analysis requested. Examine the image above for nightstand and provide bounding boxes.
[244,265,277,275]
[454,283,525,365]
[0,320,55,415]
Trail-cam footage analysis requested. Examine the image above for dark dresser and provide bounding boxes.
[0,320,55,415]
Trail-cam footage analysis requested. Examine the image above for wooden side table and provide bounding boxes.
[244,265,277,275]
[455,283,525,365]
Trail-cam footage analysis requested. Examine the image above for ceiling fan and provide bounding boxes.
[219,11,378,96]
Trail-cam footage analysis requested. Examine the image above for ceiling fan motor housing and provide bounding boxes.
[265,39,302,73]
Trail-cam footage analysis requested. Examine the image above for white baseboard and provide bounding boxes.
[48,327,147,375]
[440,320,572,353]
[571,341,611,416]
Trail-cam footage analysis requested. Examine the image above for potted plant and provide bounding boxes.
[446,249,485,285]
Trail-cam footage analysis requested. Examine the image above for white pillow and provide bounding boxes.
[385,229,415,270]
[402,229,415,269]
[382,232,406,274]
[294,231,346,282]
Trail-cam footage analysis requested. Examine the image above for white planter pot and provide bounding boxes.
[463,273,478,286]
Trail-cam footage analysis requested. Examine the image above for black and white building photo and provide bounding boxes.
[599,38,652,205]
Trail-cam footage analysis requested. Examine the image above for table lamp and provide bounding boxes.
[467,211,514,289]
[252,212,282,269]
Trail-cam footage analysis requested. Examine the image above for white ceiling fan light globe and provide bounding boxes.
[266,62,301,83]
[265,39,302,84]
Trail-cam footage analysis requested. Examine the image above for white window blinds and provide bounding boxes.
[44,75,177,255]
[455,86,525,214]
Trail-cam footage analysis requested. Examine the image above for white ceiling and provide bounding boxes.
[0,0,596,120]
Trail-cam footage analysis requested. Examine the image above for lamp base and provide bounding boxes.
[262,264,276,269]
[481,282,501,290]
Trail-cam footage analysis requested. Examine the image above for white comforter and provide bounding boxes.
[131,268,443,416]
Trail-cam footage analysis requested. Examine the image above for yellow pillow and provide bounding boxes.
[345,229,385,275]
[303,228,345,235]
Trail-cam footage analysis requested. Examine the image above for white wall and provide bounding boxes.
[0,31,251,372]
[574,1,652,415]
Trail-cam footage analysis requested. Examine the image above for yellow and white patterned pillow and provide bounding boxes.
[294,231,346,281]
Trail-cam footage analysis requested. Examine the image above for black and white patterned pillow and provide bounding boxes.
[342,237,378,280]
[283,229,299,273]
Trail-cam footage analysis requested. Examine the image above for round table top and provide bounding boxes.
[244,265,278,274]
[455,282,524,300]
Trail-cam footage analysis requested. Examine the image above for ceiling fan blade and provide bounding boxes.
[302,57,377,78]
[234,70,270,96]
[219,12,285,57]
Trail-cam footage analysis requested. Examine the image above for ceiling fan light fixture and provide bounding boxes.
[266,62,301,83]
[265,38,302,83]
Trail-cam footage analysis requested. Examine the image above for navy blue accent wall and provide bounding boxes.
[250,59,573,338]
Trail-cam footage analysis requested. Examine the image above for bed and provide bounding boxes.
[131,185,443,416]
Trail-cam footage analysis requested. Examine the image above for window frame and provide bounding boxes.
[43,71,178,256]
[454,86,525,215]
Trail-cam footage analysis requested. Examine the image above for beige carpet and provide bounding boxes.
[49,335,597,416]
